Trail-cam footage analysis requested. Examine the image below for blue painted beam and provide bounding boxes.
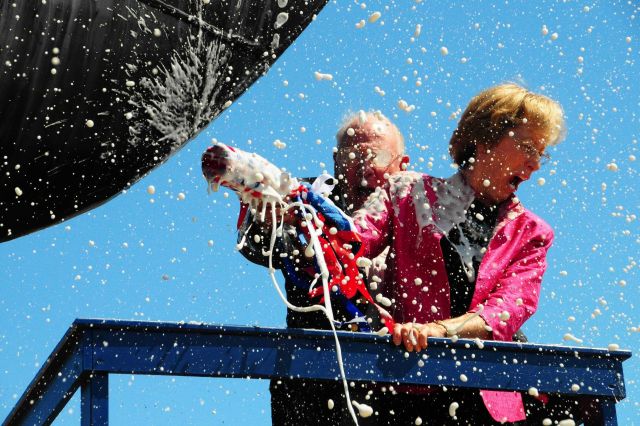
[3,319,632,426]
[78,319,630,398]
[3,326,88,426]
[81,373,108,426]
[600,401,618,426]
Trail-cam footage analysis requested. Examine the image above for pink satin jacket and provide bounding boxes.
[354,172,554,423]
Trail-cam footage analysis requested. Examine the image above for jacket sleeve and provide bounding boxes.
[352,186,394,259]
[237,206,299,270]
[475,229,554,341]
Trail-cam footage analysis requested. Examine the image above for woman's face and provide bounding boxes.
[466,124,547,204]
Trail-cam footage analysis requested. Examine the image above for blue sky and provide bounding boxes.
[1,0,638,424]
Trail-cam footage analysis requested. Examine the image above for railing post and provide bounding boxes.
[81,372,109,426]
[599,399,618,426]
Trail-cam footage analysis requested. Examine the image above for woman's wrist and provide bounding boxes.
[433,320,451,337]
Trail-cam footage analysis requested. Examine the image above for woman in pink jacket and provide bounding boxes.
[352,83,566,424]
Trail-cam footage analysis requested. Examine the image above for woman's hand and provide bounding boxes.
[392,322,447,352]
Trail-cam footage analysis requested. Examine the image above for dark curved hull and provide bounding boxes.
[0,0,327,242]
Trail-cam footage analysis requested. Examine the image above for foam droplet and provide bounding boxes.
[368,11,381,23]
[304,245,315,258]
[449,402,459,417]
[351,401,373,418]
[274,12,289,29]
[563,333,583,344]
[314,71,333,81]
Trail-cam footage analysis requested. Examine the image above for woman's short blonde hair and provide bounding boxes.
[449,83,566,167]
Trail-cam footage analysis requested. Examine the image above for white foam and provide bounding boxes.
[398,99,416,113]
[314,71,334,81]
[368,12,381,23]
[352,401,373,418]
[274,12,289,29]
[563,333,583,344]
[375,327,389,336]
[448,402,459,417]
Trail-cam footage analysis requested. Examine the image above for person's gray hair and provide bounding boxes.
[335,110,405,153]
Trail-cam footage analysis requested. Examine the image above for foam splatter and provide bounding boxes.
[368,12,381,23]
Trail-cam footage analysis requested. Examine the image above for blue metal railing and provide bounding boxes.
[3,319,631,425]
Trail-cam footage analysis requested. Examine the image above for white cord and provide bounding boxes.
[264,199,360,426]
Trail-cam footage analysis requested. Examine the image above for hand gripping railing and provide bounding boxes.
[3,319,631,425]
